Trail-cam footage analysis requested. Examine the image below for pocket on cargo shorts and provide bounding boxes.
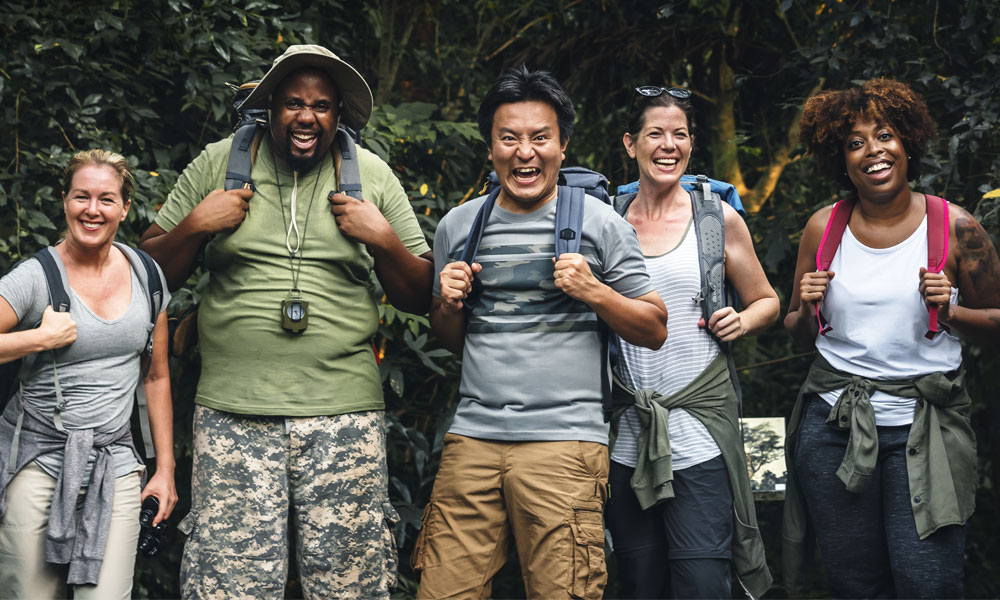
[569,498,607,600]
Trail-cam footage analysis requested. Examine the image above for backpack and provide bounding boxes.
[613,174,744,409]
[1,245,164,458]
[814,194,949,339]
[173,81,368,356]
[458,167,615,418]
[460,167,611,274]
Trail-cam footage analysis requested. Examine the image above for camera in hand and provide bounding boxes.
[137,495,167,558]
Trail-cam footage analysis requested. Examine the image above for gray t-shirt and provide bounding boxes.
[0,244,170,479]
[433,194,653,444]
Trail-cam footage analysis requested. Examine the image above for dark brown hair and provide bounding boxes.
[799,78,936,188]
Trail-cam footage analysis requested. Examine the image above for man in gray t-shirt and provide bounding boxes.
[413,66,667,600]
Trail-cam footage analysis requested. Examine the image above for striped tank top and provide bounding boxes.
[611,218,721,470]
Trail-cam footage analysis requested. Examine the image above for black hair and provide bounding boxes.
[477,65,575,145]
[626,91,696,138]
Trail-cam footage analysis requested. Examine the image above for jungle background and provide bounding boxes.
[2,0,998,597]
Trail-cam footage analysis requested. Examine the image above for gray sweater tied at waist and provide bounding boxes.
[0,397,143,585]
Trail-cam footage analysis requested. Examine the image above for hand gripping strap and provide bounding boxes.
[924,195,949,339]
[555,185,585,257]
[814,197,855,335]
[336,126,364,200]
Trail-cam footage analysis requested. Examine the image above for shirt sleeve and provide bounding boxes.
[154,139,229,232]
[599,208,654,299]
[431,210,457,298]
[362,149,431,256]
[0,259,48,331]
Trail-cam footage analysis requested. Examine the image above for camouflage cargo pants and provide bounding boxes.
[179,405,398,600]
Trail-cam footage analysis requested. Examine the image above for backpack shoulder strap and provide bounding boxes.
[812,197,855,335]
[689,175,743,406]
[690,175,726,321]
[555,185,585,257]
[224,110,268,192]
[33,248,70,313]
[460,187,501,267]
[336,126,364,200]
[924,195,950,339]
[116,243,163,458]
[613,192,637,217]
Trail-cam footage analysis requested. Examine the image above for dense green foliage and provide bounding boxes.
[2,0,998,597]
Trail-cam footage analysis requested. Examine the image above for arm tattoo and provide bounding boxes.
[955,216,1000,307]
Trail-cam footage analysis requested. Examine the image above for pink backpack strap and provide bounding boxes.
[813,197,855,335]
[924,195,950,339]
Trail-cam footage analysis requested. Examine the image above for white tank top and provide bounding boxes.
[611,219,721,470]
[816,213,962,425]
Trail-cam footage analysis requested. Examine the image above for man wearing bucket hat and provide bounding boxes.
[140,45,432,599]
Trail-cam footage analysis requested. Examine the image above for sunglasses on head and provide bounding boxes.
[634,85,692,100]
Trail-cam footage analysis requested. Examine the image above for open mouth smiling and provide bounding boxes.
[865,161,892,174]
[513,167,540,181]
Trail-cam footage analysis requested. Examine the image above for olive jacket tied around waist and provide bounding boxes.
[611,353,772,600]
[781,353,976,597]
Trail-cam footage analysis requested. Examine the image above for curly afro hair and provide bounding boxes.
[799,78,937,189]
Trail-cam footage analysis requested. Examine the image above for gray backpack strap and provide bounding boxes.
[118,244,164,458]
[336,127,363,200]
[555,185,585,257]
[612,192,637,217]
[690,175,743,408]
[224,110,268,192]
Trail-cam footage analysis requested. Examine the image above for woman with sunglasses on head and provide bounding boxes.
[605,86,778,599]
[782,79,1000,599]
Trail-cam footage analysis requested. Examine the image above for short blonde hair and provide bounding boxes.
[62,149,134,202]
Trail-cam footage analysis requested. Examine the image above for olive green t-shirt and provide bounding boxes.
[155,135,430,416]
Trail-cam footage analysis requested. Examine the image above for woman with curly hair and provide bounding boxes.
[782,78,1000,598]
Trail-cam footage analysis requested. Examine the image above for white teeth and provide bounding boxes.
[81,221,102,230]
[653,158,678,166]
[865,162,890,173]
[514,168,539,175]
[293,133,315,141]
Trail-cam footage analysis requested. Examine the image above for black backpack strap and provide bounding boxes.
[555,185,585,257]
[690,175,743,411]
[336,126,364,200]
[8,248,71,469]
[118,244,163,458]
[33,248,70,313]
[224,109,268,192]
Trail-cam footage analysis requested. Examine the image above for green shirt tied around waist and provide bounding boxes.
[781,354,976,596]
[611,353,772,600]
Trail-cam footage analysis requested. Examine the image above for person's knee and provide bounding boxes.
[669,557,731,600]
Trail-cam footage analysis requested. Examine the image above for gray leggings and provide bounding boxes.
[794,396,966,598]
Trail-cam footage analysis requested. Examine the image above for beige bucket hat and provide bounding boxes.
[241,44,373,130]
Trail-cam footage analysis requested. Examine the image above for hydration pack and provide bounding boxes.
[814,194,949,339]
